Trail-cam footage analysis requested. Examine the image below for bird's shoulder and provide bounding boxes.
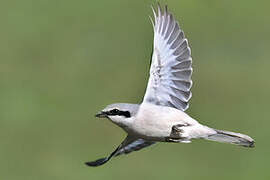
[138,103,195,123]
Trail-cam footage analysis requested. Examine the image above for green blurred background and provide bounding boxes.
[1,0,269,179]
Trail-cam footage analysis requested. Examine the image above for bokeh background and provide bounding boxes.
[1,0,269,179]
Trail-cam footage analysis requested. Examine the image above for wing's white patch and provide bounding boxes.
[143,5,193,111]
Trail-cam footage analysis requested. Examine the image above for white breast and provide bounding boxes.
[130,103,198,140]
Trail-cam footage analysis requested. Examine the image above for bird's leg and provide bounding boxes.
[172,124,189,136]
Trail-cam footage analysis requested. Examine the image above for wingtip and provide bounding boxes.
[245,140,255,148]
[151,3,170,17]
[157,2,162,16]
[150,5,157,18]
[240,140,255,148]
[164,4,168,14]
[85,157,108,167]
[149,15,155,28]
[85,161,95,167]
[249,141,255,148]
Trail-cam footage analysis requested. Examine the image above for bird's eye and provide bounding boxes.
[108,109,131,118]
[110,109,119,114]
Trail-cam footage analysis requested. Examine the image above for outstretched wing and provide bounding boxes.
[85,136,155,167]
[143,5,193,111]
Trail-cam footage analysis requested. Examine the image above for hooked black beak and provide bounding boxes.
[95,111,107,118]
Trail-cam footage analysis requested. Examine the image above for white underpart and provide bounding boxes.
[128,103,216,142]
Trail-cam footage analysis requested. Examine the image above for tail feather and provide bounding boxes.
[206,129,255,148]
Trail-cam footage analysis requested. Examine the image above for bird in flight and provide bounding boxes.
[86,4,254,167]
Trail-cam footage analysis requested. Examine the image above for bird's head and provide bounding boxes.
[95,103,139,128]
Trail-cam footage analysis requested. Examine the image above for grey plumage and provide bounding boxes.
[207,129,255,147]
[144,4,192,111]
[86,4,254,167]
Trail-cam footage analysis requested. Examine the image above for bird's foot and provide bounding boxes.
[165,124,191,143]
[165,137,181,143]
[171,124,189,137]
[165,137,191,143]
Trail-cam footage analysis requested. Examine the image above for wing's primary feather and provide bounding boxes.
[143,5,193,111]
[85,136,155,167]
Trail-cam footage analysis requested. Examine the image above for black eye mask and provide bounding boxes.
[107,109,131,118]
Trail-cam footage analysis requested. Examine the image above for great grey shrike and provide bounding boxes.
[85,4,254,167]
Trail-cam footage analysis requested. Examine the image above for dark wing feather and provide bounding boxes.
[85,136,155,167]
